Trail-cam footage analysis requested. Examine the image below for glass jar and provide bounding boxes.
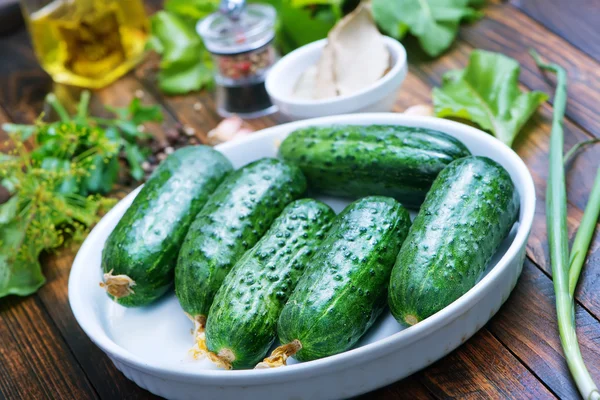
[197,4,278,118]
[20,0,149,89]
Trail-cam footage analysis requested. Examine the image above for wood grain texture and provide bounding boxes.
[510,0,600,63]
[37,246,161,400]
[1,0,600,399]
[0,296,98,399]
[420,330,556,399]
[360,375,436,400]
[489,259,600,399]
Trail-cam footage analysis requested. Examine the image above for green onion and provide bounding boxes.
[531,49,600,400]
[568,168,600,296]
[564,139,600,164]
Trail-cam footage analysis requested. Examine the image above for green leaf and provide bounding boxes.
[165,0,219,20]
[2,123,37,140]
[159,61,214,94]
[80,155,119,195]
[278,2,337,51]
[127,98,164,125]
[371,0,482,57]
[0,218,45,298]
[123,142,146,181]
[468,0,485,7]
[0,196,19,224]
[433,49,548,146]
[289,0,343,18]
[39,157,79,194]
[372,1,409,39]
[150,11,214,94]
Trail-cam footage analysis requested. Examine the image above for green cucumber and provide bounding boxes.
[100,146,233,307]
[279,125,471,208]
[388,156,520,326]
[265,196,411,365]
[175,158,306,329]
[204,199,335,369]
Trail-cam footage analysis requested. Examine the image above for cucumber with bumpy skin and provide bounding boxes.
[203,199,335,369]
[279,125,471,208]
[388,156,520,326]
[100,146,233,307]
[175,158,306,332]
[259,196,411,367]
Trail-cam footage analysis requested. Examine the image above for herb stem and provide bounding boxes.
[531,49,600,400]
[76,91,91,123]
[45,93,71,122]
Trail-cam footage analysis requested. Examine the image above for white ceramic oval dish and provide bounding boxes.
[69,114,535,400]
[265,37,407,120]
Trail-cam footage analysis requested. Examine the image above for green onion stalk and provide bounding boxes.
[531,49,600,400]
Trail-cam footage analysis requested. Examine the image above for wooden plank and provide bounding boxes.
[458,3,600,137]
[0,29,51,123]
[510,0,600,63]
[38,246,162,400]
[420,329,556,399]
[366,375,437,400]
[488,259,600,399]
[0,296,98,399]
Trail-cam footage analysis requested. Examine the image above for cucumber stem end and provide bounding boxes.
[207,348,235,370]
[255,339,302,369]
[99,270,136,299]
[405,314,419,326]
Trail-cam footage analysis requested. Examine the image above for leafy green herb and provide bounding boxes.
[531,50,600,400]
[0,92,163,297]
[371,0,482,57]
[0,124,115,297]
[164,0,219,20]
[267,0,338,53]
[149,11,214,94]
[432,50,548,147]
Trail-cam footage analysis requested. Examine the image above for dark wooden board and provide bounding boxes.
[1,0,600,399]
[510,0,600,63]
[489,259,600,399]
[0,295,99,399]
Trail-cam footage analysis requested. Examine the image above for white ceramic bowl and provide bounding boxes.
[265,37,407,120]
[69,114,535,400]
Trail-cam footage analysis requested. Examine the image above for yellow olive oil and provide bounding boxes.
[26,0,149,88]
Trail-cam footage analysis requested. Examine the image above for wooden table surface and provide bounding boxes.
[1,0,600,399]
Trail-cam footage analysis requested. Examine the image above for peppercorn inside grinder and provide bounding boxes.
[197,4,278,118]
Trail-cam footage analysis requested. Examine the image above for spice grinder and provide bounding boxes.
[197,1,278,118]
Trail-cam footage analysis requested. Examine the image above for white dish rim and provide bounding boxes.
[69,114,535,386]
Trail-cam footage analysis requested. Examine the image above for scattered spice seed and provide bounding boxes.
[135,90,145,99]
[164,146,174,155]
[165,128,179,143]
[194,102,203,111]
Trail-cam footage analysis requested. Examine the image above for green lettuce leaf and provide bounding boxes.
[0,216,45,298]
[150,11,214,94]
[164,0,219,20]
[433,50,548,146]
[371,0,482,57]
